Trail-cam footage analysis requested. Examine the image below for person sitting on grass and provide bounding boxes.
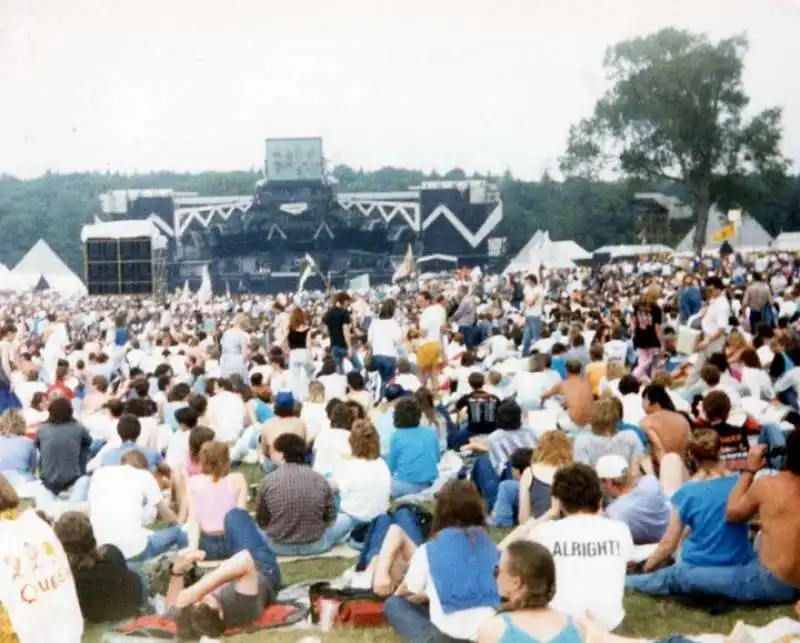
[490,447,534,527]
[165,509,282,639]
[373,480,500,643]
[478,541,583,643]
[626,429,755,596]
[501,463,635,632]
[572,398,646,474]
[54,510,145,623]
[255,433,352,556]
[387,397,440,499]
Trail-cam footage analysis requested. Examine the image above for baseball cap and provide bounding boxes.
[384,383,409,402]
[595,454,629,480]
[274,390,295,409]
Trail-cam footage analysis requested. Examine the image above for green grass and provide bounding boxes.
[81,464,797,641]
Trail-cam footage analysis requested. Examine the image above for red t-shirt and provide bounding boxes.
[46,381,75,401]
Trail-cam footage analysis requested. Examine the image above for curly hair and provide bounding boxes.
[349,420,380,460]
[53,511,105,572]
[551,463,602,515]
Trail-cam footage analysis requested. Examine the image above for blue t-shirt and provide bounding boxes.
[551,356,567,380]
[254,400,274,423]
[100,442,163,471]
[671,476,754,566]
[387,426,440,485]
[606,475,670,545]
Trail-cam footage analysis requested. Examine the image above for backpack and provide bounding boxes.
[308,582,386,628]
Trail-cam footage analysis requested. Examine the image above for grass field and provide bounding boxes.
[81,465,797,641]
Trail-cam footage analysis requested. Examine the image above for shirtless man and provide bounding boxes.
[726,429,800,603]
[640,384,690,465]
[541,359,593,433]
[260,391,306,467]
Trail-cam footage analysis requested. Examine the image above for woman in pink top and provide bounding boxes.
[186,441,248,561]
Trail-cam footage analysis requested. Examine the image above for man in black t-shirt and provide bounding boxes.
[323,292,362,373]
[451,372,500,449]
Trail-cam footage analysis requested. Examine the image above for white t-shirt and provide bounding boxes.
[603,340,628,363]
[532,514,634,631]
[394,373,422,393]
[0,510,84,643]
[420,305,445,345]
[208,391,246,442]
[301,402,330,441]
[312,428,352,477]
[404,544,496,641]
[701,295,731,338]
[165,430,191,469]
[318,373,348,401]
[524,284,544,317]
[368,318,403,359]
[334,457,391,521]
[88,464,163,559]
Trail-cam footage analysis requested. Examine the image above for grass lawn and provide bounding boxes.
[80,465,796,641]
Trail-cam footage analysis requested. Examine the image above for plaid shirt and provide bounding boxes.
[256,463,336,544]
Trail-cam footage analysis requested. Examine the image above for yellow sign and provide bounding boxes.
[712,224,736,242]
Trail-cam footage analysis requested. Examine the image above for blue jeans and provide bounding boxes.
[223,508,281,588]
[128,526,188,563]
[384,596,465,642]
[759,423,788,470]
[372,355,397,396]
[521,315,542,357]
[471,456,512,512]
[459,325,479,350]
[626,558,799,604]
[491,479,520,527]
[331,346,362,374]
[199,532,230,561]
[37,474,92,511]
[231,424,261,463]
[390,478,430,499]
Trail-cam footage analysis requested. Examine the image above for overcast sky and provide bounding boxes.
[1,0,798,179]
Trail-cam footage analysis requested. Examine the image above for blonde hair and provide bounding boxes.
[651,370,673,388]
[590,398,620,437]
[199,441,231,481]
[307,381,325,403]
[642,284,661,306]
[0,410,25,437]
[534,432,573,467]
[605,362,627,381]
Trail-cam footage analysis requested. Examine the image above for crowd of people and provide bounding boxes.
[1,249,800,642]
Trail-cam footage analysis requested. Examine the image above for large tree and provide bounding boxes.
[560,28,788,252]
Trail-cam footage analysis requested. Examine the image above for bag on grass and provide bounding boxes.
[308,582,385,628]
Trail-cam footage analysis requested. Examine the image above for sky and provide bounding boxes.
[1,0,799,180]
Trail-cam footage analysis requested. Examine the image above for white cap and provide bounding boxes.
[595,454,629,480]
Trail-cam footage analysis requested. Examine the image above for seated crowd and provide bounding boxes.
[2,274,800,643]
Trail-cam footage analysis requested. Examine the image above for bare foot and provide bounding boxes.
[373,568,394,597]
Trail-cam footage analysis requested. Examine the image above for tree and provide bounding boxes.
[560,28,788,253]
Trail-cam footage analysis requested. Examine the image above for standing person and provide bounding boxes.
[286,306,312,400]
[742,272,774,331]
[632,284,663,379]
[0,324,21,413]
[521,275,544,357]
[449,285,478,350]
[416,291,446,392]
[696,276,731,361]
[324,292,360,374]
[678,275,702,324]
[367,299,403,397]
[219,314,250,380]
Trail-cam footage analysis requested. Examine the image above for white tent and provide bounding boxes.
[771,232,800,252]
[593,244,674,259]
[675,207,773,253]
[504,232,590,273]
[11,239,86,295]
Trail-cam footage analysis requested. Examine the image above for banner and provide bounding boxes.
[712,224,736,242]
[197,265,213,306]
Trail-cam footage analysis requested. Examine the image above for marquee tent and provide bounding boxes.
[504,232,590,273]
[675,207,772,253]
[10,239,86,295]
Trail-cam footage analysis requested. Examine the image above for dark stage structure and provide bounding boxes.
[96,138,505,293]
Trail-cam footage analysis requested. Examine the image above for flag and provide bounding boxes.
[348,274,370,291]
[712,224,736,242]
[181,280,191,302]
[393,244,414,283]
[297,253,317,294]
[197,265,213,306]
[225,280,231,300]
